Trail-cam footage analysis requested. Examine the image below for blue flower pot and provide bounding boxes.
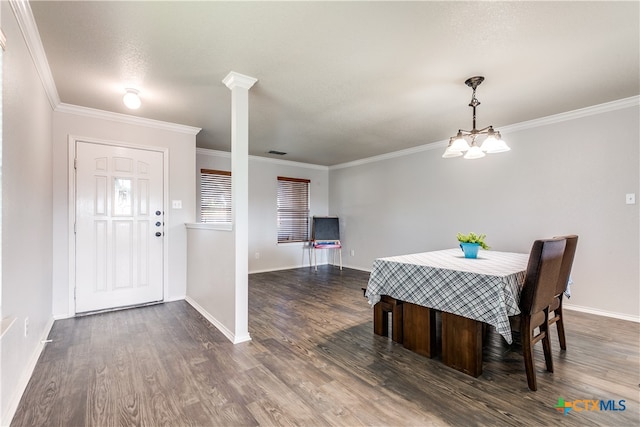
[460,243,480,259]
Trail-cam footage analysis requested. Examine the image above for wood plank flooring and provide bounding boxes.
[11,266,640,426]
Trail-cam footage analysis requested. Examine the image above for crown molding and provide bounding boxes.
[499,95,640,135]
[330,139,446,170]
[330,95,640,170]
[197,147,328,171]
[56,103,201,135]
[197,148,231,158]
[249,153,328,171]
[9,0,60,109]
[222,71,258,90]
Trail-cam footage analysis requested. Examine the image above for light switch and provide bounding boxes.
[172,200,183,209]
[626,193,636,205]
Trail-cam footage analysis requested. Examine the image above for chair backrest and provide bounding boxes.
[520,238,566,316]
[554,235,578,297]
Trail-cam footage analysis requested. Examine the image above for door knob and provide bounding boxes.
[155,221,161,227]
[155,232,162,237]
[155,210,162,216]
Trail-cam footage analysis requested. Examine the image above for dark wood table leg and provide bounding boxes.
[391,300,403,343]
[441,312,483,377]
[373,296,403,343]
[402,302,437,358]
[374,301,389,337]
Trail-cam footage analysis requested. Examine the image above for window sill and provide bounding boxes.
[277,241,311,246]
[185,223,233,232]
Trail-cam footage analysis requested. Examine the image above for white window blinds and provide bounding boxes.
[200,169,232,224]
[277,176,310,243]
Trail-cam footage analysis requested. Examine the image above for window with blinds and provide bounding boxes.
[200,169,232,224]
[277,176,310,243]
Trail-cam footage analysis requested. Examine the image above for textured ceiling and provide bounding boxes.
[30,1,639,166]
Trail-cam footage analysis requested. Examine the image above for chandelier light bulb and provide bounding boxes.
[464,145,486,160]
[442,138,463,158]
[481,134,500,152]
[487,133,511,154]
[442,147,463,158]
[123,88,141,109]
[450,132,471,152]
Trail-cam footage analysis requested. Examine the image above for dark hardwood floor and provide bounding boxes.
[11,266,640,426]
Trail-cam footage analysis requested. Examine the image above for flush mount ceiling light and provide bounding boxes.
[123,88,141,109]
[443,76,510,160]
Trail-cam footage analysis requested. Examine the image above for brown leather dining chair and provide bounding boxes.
[549,235,578,350]
[514,237,566,391]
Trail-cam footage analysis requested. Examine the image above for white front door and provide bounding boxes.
[75,141,164,313]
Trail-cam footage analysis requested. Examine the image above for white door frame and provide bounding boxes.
[67,135,170,316]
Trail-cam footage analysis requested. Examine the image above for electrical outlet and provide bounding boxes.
[350,249,355,256]
[172,200,182,209]
[626,193,636,205]
[24,317,29,337]
[255,252,260,259]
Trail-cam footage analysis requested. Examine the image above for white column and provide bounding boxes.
[222,71,257,343]
[0,21,5,333]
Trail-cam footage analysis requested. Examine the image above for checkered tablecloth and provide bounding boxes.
[365,248,529,344]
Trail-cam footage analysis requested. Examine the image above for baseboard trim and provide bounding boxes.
[248,263,356,275]
[232,332,252,344]
[184,296,251,344]
[340,264,373,273]
[564,304,640,323]
[2,316,55,426]
[52,313,73,320]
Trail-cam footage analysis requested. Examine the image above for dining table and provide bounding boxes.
[365,248,529,377]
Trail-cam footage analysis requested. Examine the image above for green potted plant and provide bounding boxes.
[457,232,490,258]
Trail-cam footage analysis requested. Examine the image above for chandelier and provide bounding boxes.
[443,76,510,159]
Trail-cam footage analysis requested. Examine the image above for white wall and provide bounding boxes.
[1,1,54,422]
[186,225,236,340]
[51,109,198,317]
[197,149,330,273]
[330,101,640,320]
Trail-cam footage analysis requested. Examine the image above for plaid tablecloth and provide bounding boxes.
[365,248,529,344]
